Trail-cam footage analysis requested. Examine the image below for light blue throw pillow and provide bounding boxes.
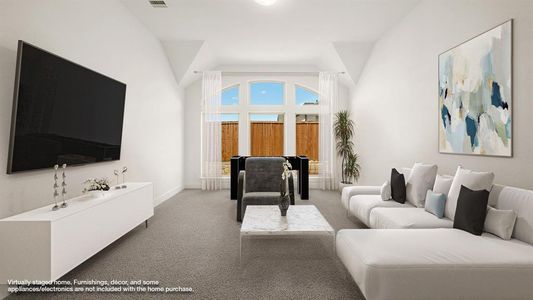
[424,190,446,218]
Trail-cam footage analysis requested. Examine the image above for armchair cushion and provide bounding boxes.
[245,157,284,193]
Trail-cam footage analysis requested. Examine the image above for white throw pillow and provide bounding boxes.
[380,181,392,201]
[445,166,495,220]
[405,163,438,207]
[484,206,517,240]
[433,174,454,196]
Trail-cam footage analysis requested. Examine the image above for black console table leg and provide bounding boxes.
[300,157,309,200]
[230,157,240,200]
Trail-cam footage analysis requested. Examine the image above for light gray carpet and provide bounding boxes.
[8,189,365,300]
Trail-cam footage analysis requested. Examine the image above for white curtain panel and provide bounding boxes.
[318,72,339,190]
[201,71,222,190]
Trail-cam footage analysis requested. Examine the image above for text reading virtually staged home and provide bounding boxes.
[0,0,532,299]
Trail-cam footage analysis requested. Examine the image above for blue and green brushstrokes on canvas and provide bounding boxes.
[438,20,512,156]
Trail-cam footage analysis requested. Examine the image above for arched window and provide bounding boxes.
[295,85,319,105]
[250,82,284,105]
[222,85,239,105]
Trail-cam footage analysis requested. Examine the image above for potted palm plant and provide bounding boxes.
[334,110,361,192]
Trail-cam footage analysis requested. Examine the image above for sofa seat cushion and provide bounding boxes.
[369,207,453,229]
[349,195,413,226]
[336,228,533,300]
[341,186,381,210]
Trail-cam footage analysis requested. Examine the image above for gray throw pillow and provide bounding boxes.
[484,206,517,240]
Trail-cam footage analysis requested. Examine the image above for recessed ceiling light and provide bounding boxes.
[254,0,277,6]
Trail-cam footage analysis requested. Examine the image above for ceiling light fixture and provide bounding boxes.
[254,0,277,6]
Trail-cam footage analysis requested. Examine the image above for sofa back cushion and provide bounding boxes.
[489,185,533,245]
[433,174,454,196]
[398,167,412,179]
[245,157,284,193]
[445,166,495,220]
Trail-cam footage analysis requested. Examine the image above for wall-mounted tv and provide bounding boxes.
[7,41,127,173]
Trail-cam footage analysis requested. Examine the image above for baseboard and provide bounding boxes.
[154,185,184,207]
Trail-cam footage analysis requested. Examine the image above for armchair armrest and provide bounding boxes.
[341,185,381,210]
[237,171,245,222]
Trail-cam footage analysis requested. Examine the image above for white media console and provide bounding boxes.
[0,182,154,283]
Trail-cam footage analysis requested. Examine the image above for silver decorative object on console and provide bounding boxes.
[61,164,68,208]
[52,164,60,211]
[114,169,121,189]
[121,166,128,188]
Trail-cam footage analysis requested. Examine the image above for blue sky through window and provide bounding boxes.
[295,86,319,105]
[250,82,284,105]
[250,113,284,122]
[222,86,239,105]
[221,113,239,122]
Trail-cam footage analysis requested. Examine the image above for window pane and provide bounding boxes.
[295,86,319,105]
[250,82,284,105]
[296,114,319,175]
[222,86,239,105]
[250,113,284,156]
[250,113,284,122]
[221,113,238,175]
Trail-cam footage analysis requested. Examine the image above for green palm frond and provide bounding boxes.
[333,110,360,184]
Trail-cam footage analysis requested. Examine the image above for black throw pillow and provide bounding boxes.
[453,185,490,235]
[390,168,406,204]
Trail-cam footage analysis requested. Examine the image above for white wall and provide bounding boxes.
[350,0,533,188]
[0,0,185,219]
[184,71,349,189]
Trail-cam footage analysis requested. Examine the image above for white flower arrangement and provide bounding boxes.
[281,161,292,180]
[83,177,111,193]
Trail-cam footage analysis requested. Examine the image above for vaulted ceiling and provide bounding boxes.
[121,0,419,87]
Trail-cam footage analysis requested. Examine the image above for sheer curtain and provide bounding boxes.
[201,71,222,190]
[318,72,339,190]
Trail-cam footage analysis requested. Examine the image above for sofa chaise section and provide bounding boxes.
[336,228,533,300]
[337,184,533,300]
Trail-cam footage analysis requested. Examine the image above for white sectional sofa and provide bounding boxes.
[336,184,533,300]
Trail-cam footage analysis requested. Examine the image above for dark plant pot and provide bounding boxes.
[279,194,290,216]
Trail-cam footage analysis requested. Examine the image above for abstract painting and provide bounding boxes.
[439,20,512,157]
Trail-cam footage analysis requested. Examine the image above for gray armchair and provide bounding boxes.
[237,157,295,222]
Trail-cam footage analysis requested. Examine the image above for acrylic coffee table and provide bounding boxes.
[239,205,335,261]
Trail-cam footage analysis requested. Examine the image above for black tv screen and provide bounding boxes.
[7,41,126,173]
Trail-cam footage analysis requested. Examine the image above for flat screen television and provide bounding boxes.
[7,41,126,173]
